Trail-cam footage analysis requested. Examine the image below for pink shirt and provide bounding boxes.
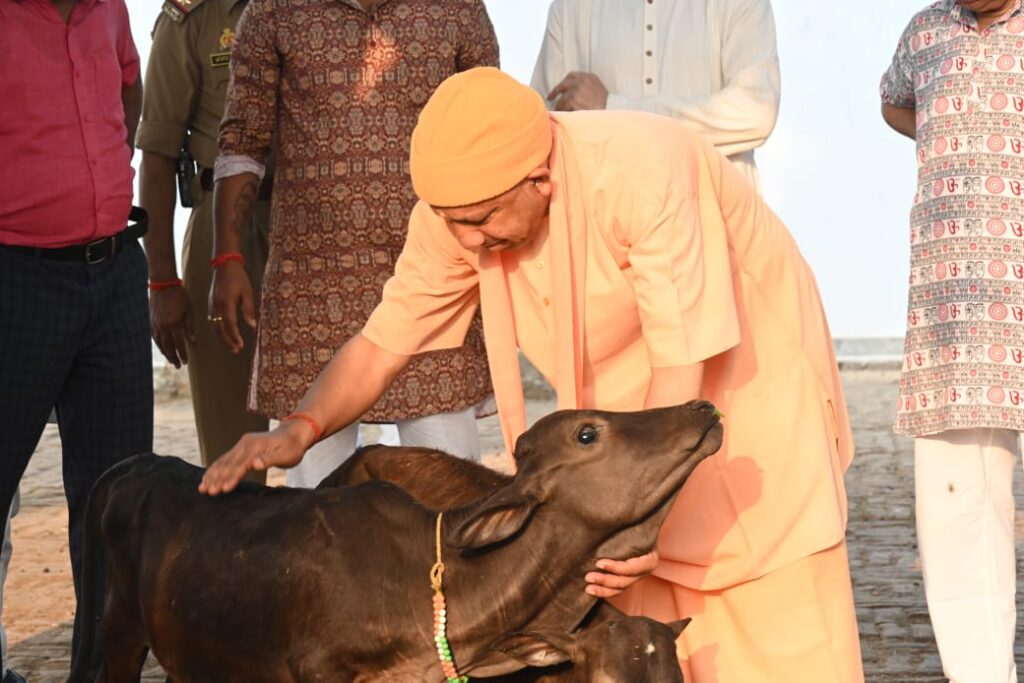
[0,0,140,248]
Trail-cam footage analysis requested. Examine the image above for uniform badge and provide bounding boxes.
[210,27,235,67]
[161,0,184,21]
[162,0,204,22]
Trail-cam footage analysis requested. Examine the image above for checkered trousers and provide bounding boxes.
[0,240,153,672]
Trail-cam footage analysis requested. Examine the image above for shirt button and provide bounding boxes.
[542,297,550,306]
[646,50,653,57]
[536,260,545,269]
[646,24,653,31]
[646,78,653,84]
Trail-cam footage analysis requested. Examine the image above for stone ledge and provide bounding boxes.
[837,358,902,372]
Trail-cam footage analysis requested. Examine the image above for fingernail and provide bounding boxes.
[595,560,608,570]
[585,586,597,596]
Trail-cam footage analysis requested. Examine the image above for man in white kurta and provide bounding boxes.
[530,0,780,186]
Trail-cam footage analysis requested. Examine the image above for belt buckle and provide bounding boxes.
[84,235,115,264]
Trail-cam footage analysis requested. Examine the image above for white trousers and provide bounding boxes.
[914,428,1020,683]
[284,406,481,488]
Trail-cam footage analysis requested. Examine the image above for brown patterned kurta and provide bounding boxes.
[219,0,497,420]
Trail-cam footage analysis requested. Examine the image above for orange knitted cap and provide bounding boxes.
[410,67,552,208]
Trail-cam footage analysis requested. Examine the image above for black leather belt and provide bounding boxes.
[2,207,148,264]
[199,168,274,200]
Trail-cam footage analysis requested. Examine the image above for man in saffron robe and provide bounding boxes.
[201,67,864,682]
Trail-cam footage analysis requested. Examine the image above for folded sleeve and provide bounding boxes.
[136,14,199,158]
[615,138,740,367]
[880,16,916,107]
[362,202,481,356]
[218,0,278,165]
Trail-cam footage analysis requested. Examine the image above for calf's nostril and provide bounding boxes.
[688,400,714,412]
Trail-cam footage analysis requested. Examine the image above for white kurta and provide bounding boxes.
[530,0,781,186]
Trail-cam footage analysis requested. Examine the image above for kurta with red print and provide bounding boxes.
[218,0,497,421]
[882,0,1024,436]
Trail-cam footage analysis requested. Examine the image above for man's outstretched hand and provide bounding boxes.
[585,550,659,598]
[199,421,312,495]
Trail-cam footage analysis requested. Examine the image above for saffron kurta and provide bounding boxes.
[366,110,852,589]
[881,0,1024,437]
[218,0,496,421]
[363,111,862,680]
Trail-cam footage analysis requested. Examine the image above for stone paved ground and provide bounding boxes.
[5,369,1023,681]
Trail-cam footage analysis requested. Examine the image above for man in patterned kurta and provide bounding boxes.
[881,1,1024,680]
[207,0,497,486]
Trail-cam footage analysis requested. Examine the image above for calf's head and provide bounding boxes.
[448,401,722,554]
[494,615,689,682]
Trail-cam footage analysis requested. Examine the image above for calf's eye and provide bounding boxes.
[576,425,599,445]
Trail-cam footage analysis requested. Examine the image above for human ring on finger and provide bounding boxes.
[207,315,225,323]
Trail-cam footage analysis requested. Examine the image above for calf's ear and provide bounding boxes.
[491,631,573,667]
[668,617,691,638]
[450,489,539,551]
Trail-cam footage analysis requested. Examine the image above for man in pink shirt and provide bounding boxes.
[201,68,863,681]
[0,0,149,676]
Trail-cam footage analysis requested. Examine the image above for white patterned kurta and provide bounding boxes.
[882,0,1024,437]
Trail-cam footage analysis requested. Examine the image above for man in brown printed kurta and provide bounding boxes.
[209,0,497,485]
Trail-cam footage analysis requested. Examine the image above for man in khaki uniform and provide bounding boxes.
[137,0,270,473]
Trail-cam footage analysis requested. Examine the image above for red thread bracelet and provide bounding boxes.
[282,412,323,444]
[148,278,183,291]
[210,252,244,269]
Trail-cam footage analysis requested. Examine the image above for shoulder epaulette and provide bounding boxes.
[161,0,211,23]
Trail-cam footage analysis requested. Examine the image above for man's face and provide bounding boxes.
[434,173,552,253]
[957,0,1017,16]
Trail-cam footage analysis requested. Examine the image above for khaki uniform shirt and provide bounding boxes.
[136,0,246,167]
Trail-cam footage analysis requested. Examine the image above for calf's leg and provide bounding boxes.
[97,591,148,683]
